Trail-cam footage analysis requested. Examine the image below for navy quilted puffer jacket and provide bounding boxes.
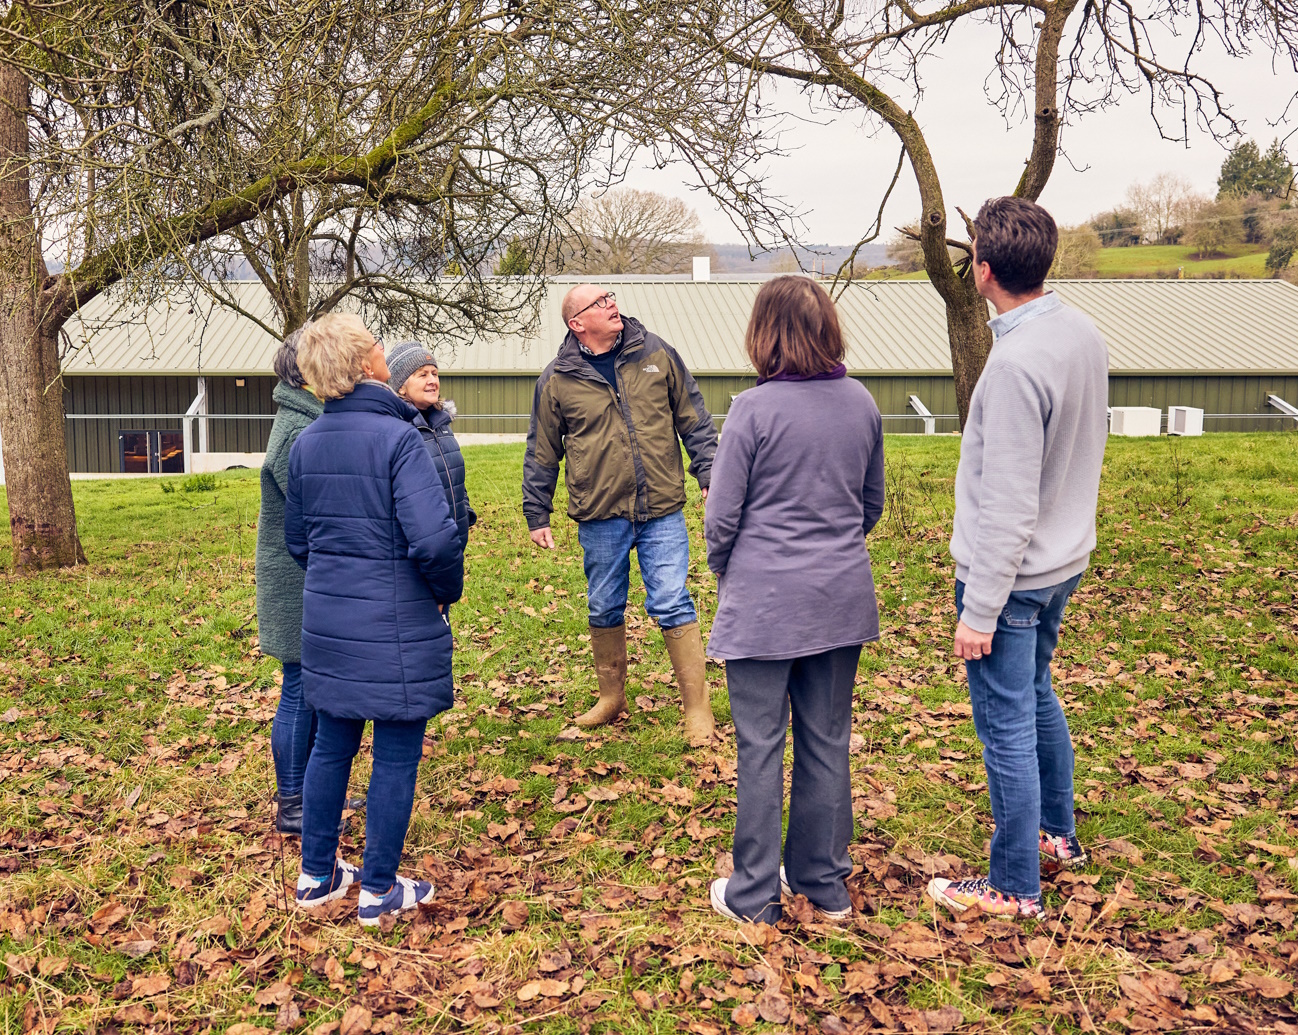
[413,406,476,550]
[285,383,463,721]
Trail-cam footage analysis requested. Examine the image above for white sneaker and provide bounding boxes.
[357,875,435,927]
[295,859,360,909]
[780,865,852,921]
[709,878,742,921]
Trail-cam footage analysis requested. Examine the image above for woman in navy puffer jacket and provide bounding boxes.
[285,313,463,928]
[385,340,476,550]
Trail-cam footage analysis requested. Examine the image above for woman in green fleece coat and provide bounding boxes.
[256,332,324,834]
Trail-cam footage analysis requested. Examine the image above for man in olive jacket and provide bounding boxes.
[523,284,718,745]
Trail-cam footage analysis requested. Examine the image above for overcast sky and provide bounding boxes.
[620,18,1297,248]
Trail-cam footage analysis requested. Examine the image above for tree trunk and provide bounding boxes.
[0,60,85,571]
[945,272,994,425]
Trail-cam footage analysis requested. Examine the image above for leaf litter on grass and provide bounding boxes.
[0,439,1296,1033]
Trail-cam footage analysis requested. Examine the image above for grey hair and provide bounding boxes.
[273,328,308,388]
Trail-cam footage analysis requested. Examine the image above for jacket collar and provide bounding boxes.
[554,315,647,377]
[324,380,420,421]
[273,380,324,418]
[413,406,453,432]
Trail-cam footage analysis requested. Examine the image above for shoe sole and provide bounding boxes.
[357,886,435,927]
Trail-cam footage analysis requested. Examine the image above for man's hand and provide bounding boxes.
[953,620,994,661]
[701,487,708,502]
[530,526,556,550]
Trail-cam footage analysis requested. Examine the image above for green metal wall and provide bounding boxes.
[64,375,277,473]
[1108,375,1298,432]
[62,370,1298,472]
[437,376,535,434]
[438,374,964,434]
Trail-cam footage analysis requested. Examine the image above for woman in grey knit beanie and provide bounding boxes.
[387,341,476,549]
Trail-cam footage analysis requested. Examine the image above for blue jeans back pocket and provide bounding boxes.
[1001,598,1043,628]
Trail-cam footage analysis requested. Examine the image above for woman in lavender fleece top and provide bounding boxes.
[705,276,885,925]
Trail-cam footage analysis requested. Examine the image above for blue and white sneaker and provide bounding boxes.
[295,859,360,909]
[357,875,435,927]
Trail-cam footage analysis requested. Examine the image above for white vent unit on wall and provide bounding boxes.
[1109,406,1162,437]
[1167,406,1204,436]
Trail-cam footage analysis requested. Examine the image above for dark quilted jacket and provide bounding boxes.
[413,406,476,550]
[285,382,463,721]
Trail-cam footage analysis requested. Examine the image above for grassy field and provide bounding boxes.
[861,243,1271,281]
[1090,244,1268,279]
[1,434,1296,1034]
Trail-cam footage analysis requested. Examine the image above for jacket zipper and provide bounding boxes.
[612,356,649,523]
[429,428,463,530]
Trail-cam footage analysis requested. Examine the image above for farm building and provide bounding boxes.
[50,276,1298,474]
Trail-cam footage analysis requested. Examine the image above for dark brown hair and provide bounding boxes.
[744,276,845,378]
[972,197,1058,294]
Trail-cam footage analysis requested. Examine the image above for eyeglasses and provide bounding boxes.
[371,337,384,353]
[570,292,616,321]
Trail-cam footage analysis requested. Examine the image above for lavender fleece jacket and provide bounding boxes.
[704,378,885,661]
[950,292,1109,633]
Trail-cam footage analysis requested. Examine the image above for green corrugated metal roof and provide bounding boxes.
[60,277,1298,376]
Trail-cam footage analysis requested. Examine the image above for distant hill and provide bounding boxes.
[712,242,895,273]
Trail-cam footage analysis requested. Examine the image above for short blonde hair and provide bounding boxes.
[296,313,373,400]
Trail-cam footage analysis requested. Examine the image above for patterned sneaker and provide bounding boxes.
[357,875,435,927]
[295,859,360,909]
[926,876,1043,918]
[779,866,852,921]
[1040,830,1088,868]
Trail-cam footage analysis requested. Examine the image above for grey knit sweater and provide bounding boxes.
[950,293,1109,633]
[256,381,324,661]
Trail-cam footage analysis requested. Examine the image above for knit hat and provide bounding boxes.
[386,340,438,395]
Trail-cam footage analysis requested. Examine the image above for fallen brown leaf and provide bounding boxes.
[339,1003,371,1035]
[1237,972,1293,998]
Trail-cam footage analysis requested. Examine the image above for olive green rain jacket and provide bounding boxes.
[522,316,717,529]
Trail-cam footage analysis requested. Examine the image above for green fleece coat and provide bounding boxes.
[256,381,324,662]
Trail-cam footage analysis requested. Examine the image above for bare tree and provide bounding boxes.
[1049,225,1101,278]
[0,1,769,570]
[553,189,712,275]
[604,0,1298,423]
[1125,173,1203,245]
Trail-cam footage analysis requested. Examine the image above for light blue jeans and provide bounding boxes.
[577,510,697,629]
[956,573,1083,899]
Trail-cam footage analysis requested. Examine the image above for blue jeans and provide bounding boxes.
[271,662,316,798]
[577,510,697,629]
[300,713,427,895]
[956,573,1082,899]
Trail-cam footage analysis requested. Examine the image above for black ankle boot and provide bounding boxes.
[275,794,352,837]
[275,793,304,835]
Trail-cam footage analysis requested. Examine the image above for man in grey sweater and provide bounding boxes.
[927,197,1109,919]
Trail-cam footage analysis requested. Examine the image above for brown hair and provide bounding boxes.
[972,197,1058,294]
[744,276,845,379]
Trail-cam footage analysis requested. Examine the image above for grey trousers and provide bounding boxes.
[723,645,861,923]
